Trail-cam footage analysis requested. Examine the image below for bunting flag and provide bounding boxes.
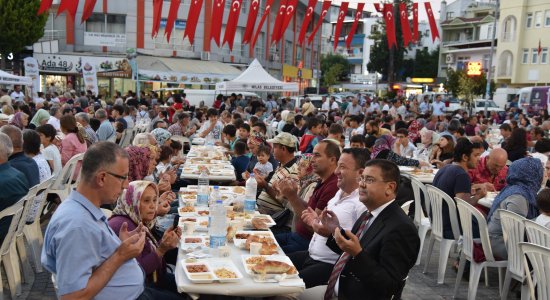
[538,39,542,56]
[271,0,289,44]
[297,0,318,46]
[164,0,181,42]
[223,0,243,50]
[307,0,331,45]
[56,0,79,20]
[81,0,98,23]
[412,2,418,42]
[425,2,439,42]
[276,0,299,43]
[242,0,261,44]
[152,0,163,38]
[333,2,348,51]
[399,3,412,47]
[250,0,274,49]
[211,0,227,46]
[373,3,383,13]
[37,0,54,15]
[383,3,397,49]
[345,2,364,49]
[183,0,204,44]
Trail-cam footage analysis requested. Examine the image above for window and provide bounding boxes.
[535,11,543,27]
[526,13,533,28]
[545,10,550,27]
[487,24,494,38]
[446,12,454,19]
[522,49,529,64]
[542,48,549,64]
[532,48,539,64]
[86,13,125,33]
[241,0,247,14]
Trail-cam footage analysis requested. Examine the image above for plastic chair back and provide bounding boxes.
[0,200,25,255]
[426,185,460,240]
[524,219,550,248]
[519,242,550,300]
[498,209,526,276]
[410,176,429,225]
[13,185,40,239]
[49,153,84,198]
[401,200,414,215]
[456,198,497,262]
[26,176,54,225]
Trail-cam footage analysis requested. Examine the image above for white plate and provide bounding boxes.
[208,259,244,283]
[246,215,276,229]
[233,231,276,249]
[183,262,214,283]
[398,166,415,172]
[241,255,299,281]
[180,236,208,252]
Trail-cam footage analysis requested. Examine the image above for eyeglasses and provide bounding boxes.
[357,176,393,185]
[105,171,128,182]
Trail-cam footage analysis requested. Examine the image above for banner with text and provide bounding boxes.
[81,58,99,96]
[23,57,41,97]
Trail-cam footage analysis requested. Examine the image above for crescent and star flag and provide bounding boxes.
[383,3,397,49]
[271,0,289,44]
[251,0,275,49]
[399,3,412,46]
[373,3,383,13]
[412,2,418,42]
[298,0,318,46]
[57,0,79,20]
[165,0,181,42]
[308,0,331,45]
[38,0,53,15]
[81,0,98,23]
[425,2,440,42]
[276,0,299,43]
[345,2,364,49]
[538,39,542,56]
[223,0,243,50]
[333,2,348,51]
[152,0,163,37]
[243,0,261,44]
[211,0,227,46]
[184,0,205,44]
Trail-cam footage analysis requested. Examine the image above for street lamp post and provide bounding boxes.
[484,0,499,115]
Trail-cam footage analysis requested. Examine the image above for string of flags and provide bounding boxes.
[37,0,440,52]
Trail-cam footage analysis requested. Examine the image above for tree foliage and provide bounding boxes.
[320,53,350,88]
[0,0,47,59]
[446,68,496,104]
[323,64,345,88]
[403,48,439,78]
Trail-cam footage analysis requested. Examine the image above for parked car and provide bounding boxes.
[471,99,505,114]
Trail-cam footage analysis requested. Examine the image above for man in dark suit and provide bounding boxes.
[321,159,420,300]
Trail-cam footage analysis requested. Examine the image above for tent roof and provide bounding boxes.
[216,59,298,92]
[0,70,32,85]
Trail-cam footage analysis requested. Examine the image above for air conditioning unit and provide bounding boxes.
[200,51,210,61]
[446,54,455,64]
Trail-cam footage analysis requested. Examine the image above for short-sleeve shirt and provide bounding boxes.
[468,156,508,191]
[431,101,446,116]
[42,190,144,299]
[42,144,62,178]
[345,104,362,115]
[96,119,116,141]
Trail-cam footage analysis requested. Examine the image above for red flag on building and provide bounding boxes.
[425,2,439,42]
[38,0,53,15]
[165,0,181,42]
[271,0,289,44]
[308,1,331,45]
[211,0,227,46]
[399,3,412,46]
[251,0,274,49]
[81,0,98,23]
[412,2,418,42]
[152,0,163,37]
[538,39,542,56]
[57,0,79,20]
[298,0,318,46]
[242,0,261,44]
[373,3,383,13]
[184,0,205,44]
[333,2,349,51]
[223,0,243,50]
[383,3,397,49]
[276,0,299,43]
[345,2,364,49]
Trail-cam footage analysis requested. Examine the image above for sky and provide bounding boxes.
[330,0,442,21]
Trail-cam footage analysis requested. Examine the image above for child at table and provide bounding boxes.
[231,140,250,183]
[536,188,550,228]
[253,144,274,178]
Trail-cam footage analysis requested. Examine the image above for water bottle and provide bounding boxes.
[209,200,227,254]
[244,174,258,215]
[205,133,214,146]
[197,170,209,207]
[209,186,220,206]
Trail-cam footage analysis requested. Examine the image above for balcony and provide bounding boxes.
[442,38,494,48]
[39,30,65,42]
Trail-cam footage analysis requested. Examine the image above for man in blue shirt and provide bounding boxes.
[95,109,116,142]
[0,125,39,187]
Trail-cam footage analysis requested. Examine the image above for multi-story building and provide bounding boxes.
[496,0,550,87]
[34,0,323,97]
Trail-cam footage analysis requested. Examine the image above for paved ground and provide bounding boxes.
[2,232,517,299]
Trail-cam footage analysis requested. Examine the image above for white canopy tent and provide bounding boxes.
[216,59,298,92]
[0,70,32,86]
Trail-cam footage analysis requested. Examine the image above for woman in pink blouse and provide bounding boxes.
[60,115,87,178]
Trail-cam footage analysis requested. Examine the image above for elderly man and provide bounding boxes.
[469,148,509,192]
[75,112,98,145]
[168,112,196,138]
[47,106,62,131]
[0,125,39,187]
[344,97,362,116]
[0,132,29,245]
[95,109,116,142]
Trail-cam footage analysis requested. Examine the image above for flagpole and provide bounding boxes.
[484,0,499,115]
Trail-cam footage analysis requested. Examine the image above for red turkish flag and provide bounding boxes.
[184,0,205,44]
[251,0,274,49]
[383,3,397,49]
[412,2,418,42]
[399,3,412,46]
[276,0,298,43]
[152,0,163,38]
[297,0,318,46]
[307,0,331,45]
[345,2,364,49]
[373,3,383,13]
[223,0,243,50]
[38,0,53,15]
[333,2,348,51]
[242,0,261,44]
[57,0,79,20]
[81,0,98,23]
[211,0,227,46]
[164,0,181,42]
[425,2,440,42]
[271,0,289,44]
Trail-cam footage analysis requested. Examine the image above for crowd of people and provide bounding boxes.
[1,85,550,299]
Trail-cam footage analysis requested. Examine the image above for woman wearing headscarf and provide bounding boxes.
[407,119,422,144]
[9,111,29,129]
[416,129,439,162]
[29,108,50,129]
[151,128,172,146]
[244,132,279,179]
[371,135,425,167]
[126,145,155,182]
[108,181,181,295]
[487,157,544,259]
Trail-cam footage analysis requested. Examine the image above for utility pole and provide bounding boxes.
[484,0,499,115]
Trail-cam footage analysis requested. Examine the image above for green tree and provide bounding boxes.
[447,68,496,106]
[323,64,345,88]
[320,53,349,88]
[0,0,47,68]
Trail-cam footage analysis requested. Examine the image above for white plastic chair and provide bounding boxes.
[453,199,507,300]
[0,199,25,299]
[298,285,327,300]
[12,185,40,284]
[519,242,550,300]
[118,128,135,148]
[47,152,85,202]
[410,176,431,265]
[423,185,461,284]
[400,200,414,215]
[524,219,550,248]
[499,209,529,300]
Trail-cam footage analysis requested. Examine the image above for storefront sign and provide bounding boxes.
[160,19,186,30]
[411,77,434,83]
[350,73,377,84]
[467,61,482,76]
[81,58,99,96]
[84,32,127,47]
[34,54,132,78]
[138,70,236,85]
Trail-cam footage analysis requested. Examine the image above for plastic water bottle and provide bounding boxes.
[244,174,258,215]
[197,170,209,207]
[209,186,220,206]
[209,200,227,254]
[205,133,215,146]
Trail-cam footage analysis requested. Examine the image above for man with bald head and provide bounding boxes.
[469,147,509,192]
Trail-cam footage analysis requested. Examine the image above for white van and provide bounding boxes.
[153,88,261,107]
[517,86,550,115]
[493,88,518,109]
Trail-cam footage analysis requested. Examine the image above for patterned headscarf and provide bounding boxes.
[112,180,159,247]
[9,112,27,129]
[126,146,153,181]
[488,157,544,220]
[371,135,396,159]
[30,109,50,127]
[408,120,422,142]
[151,128,172,145]
[248,131,267,146]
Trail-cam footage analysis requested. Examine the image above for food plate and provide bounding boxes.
[183,262,214,283]
[180,236,207,252]
[246,214,276,229]
[241,255,299,281]
[208,259,244,283]
[179,206,196,215]
[398,166,415,172]
[233,231,277,249]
